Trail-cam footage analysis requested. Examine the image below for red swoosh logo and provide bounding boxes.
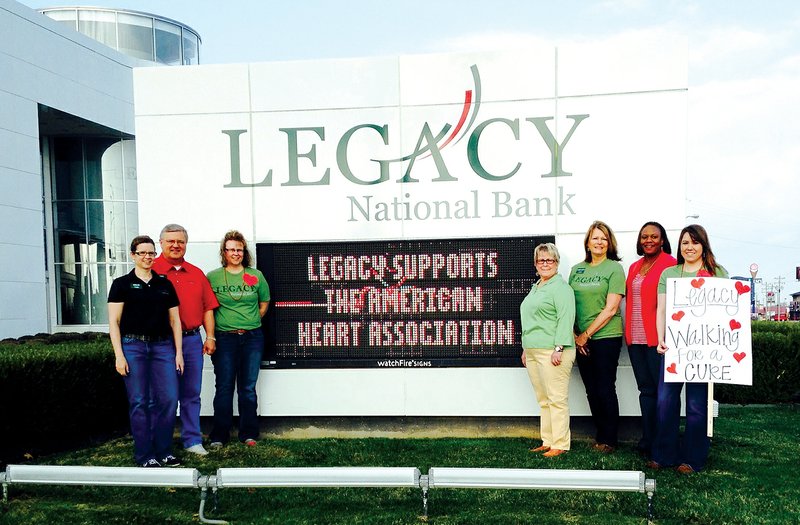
[439,90,472,149]
[420,90,472,160]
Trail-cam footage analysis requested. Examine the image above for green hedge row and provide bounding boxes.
[0,322,797,465]
[715,322,800,404]
[0,333,128,466]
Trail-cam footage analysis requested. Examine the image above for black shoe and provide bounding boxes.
[160,454,181,467]
[141,458,161,468]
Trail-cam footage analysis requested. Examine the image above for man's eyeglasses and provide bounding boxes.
[134,251,157,257]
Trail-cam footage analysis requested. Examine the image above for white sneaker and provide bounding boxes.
[185,444,209,456]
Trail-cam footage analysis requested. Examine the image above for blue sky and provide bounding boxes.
[21,0,800,304]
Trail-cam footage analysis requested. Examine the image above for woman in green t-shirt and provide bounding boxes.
[650,224,727,474]
[569,220,626,453]
[206,230,271,448]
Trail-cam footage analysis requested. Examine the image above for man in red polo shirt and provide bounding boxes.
[153,224,219,456]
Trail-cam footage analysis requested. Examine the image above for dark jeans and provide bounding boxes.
[628,343,662,454]
[121,337,179,464]
[651,365,711,471]
[576,336,622,447]
[209,329,263,444]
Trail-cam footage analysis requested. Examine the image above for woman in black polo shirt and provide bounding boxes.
[108,235,184,468]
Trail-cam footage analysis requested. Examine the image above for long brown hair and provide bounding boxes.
[676,224,719,273]
[219,230,252,267]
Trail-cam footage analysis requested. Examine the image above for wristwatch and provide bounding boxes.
[554,345,564,353]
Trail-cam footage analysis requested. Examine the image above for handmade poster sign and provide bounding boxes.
[663,277,752,385]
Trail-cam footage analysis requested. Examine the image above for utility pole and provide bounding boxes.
[775,276,785,320]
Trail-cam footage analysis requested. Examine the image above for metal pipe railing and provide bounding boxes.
[2,464,656,522]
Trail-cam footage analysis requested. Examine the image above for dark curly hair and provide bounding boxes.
[636,221,672,256]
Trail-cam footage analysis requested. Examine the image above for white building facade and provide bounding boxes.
[2,0,688,418]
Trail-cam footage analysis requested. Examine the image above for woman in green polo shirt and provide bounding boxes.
[569,220,626,453]
[520,243,576,458]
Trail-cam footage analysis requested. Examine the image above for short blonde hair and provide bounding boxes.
[534,242,560,264]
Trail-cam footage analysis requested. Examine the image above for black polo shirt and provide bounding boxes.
[108,269,180,338]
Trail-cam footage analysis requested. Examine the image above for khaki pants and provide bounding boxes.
[524,347,576,450]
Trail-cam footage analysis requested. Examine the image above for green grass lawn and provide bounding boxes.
[1,405,797,524]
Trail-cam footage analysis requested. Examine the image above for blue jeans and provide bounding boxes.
[121,337,179,464]
[576,336,622,447]
[651,365,710,471]
[209,329,263,443]
[628,344,662,454]
[178,333,204,448]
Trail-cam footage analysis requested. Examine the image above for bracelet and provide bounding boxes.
[207,336,216,341]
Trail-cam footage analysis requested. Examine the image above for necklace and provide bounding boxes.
[680,263,703,277]
[223,268,245,301]
[639,258,656,276]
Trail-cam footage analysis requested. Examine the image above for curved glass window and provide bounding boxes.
[78,9,117,49]
[118,12,154,61]
[182,30,199,65]
[40,7,201,65]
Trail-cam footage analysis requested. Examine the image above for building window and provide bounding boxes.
[50,138,138,325]
[40,8,201,66]
[117,12,155,62]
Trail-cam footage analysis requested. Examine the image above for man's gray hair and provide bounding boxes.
[160,223,188,241]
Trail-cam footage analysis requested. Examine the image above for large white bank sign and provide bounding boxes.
[134,41,687,416]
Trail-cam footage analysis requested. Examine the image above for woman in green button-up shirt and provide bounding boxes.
[520,243,576,457]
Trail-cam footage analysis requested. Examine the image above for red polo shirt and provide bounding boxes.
[152,255,219,331]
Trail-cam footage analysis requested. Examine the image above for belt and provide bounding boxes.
[122,334,170,343]
[182,328,200,336]
[223,329,250,335]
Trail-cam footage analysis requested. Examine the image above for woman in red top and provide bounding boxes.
[624,221,677,457]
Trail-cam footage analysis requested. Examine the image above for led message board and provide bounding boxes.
[257,236,552,368]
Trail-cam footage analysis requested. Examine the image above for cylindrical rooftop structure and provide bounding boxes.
[39,6,201,65]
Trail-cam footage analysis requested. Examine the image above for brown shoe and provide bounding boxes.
[529,445,551,453]
[645,460,662,470]
[542,448,567,458]
[593,443,615,453]
[676,463,696,474]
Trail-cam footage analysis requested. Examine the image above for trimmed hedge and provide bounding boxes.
[0,322,797,465]
[715,322,800,404]
[0,333,128,466]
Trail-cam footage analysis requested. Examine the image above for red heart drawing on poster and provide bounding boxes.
[242,273,258,286]
[666,363,677,374]
[735,281,751,295]
[729,319,742,330]
[733,352,746,363]
[672,311,685,321]
[691,278,705,288]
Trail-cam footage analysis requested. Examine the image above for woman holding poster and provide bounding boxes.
[207,230,270,448]
[652,224,727,473]
[569,221,626,453]
[625,222,677,457]
[520,243,576,458]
